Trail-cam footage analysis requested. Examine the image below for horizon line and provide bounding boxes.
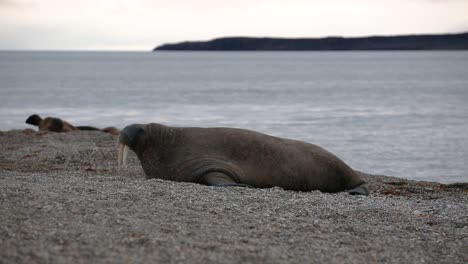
[2,31,467,52]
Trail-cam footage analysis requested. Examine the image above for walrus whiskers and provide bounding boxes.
[118,143,129,166]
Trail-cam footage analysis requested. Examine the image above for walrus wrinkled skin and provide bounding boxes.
[118,123,369,195]
[26,114,120,135]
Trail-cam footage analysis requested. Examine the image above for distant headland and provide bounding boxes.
[154,32,468,51]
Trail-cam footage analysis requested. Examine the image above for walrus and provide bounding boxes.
[118,123,369,195]
[25,114,120,135]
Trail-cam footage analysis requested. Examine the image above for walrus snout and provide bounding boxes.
[118,124,144,167]
[119,124,145,148]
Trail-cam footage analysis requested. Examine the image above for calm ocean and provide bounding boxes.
[1,51,467,183]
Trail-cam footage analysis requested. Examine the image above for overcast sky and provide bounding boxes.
[1,0,467,50]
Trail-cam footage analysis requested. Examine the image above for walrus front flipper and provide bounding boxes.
[348,183,369,196]
[200,172,253,188]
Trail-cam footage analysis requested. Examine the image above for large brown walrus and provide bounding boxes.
[25,114,120,135]
[118,123,369,195]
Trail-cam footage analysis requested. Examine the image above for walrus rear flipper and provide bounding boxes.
[200,172,253,188]
[76,126,100,131]
[78,126,120,135]
[348,183,369,196]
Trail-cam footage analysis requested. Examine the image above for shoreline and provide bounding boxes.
[1,129,467,263]
[1,128,465,184]
[154,33,468,51]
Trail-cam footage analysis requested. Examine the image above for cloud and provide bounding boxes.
[0,0,35,8]
[0,0,16,6]
[1,0,468,50]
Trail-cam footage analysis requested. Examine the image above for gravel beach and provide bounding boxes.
[1,130,467,263]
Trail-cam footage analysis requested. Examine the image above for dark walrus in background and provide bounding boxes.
[26,114,120,135]
[118,123,369,195]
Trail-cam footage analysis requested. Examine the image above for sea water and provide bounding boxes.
[1,51,467,183]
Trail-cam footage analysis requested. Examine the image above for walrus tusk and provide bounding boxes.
[118,143,129,167]
[118,143,123,166]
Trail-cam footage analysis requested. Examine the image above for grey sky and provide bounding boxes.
[1,0,467,50]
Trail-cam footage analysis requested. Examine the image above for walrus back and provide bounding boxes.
[179,127,364,192]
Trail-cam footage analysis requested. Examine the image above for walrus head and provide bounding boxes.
[118,124,147,166]
[25,114,42,126]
